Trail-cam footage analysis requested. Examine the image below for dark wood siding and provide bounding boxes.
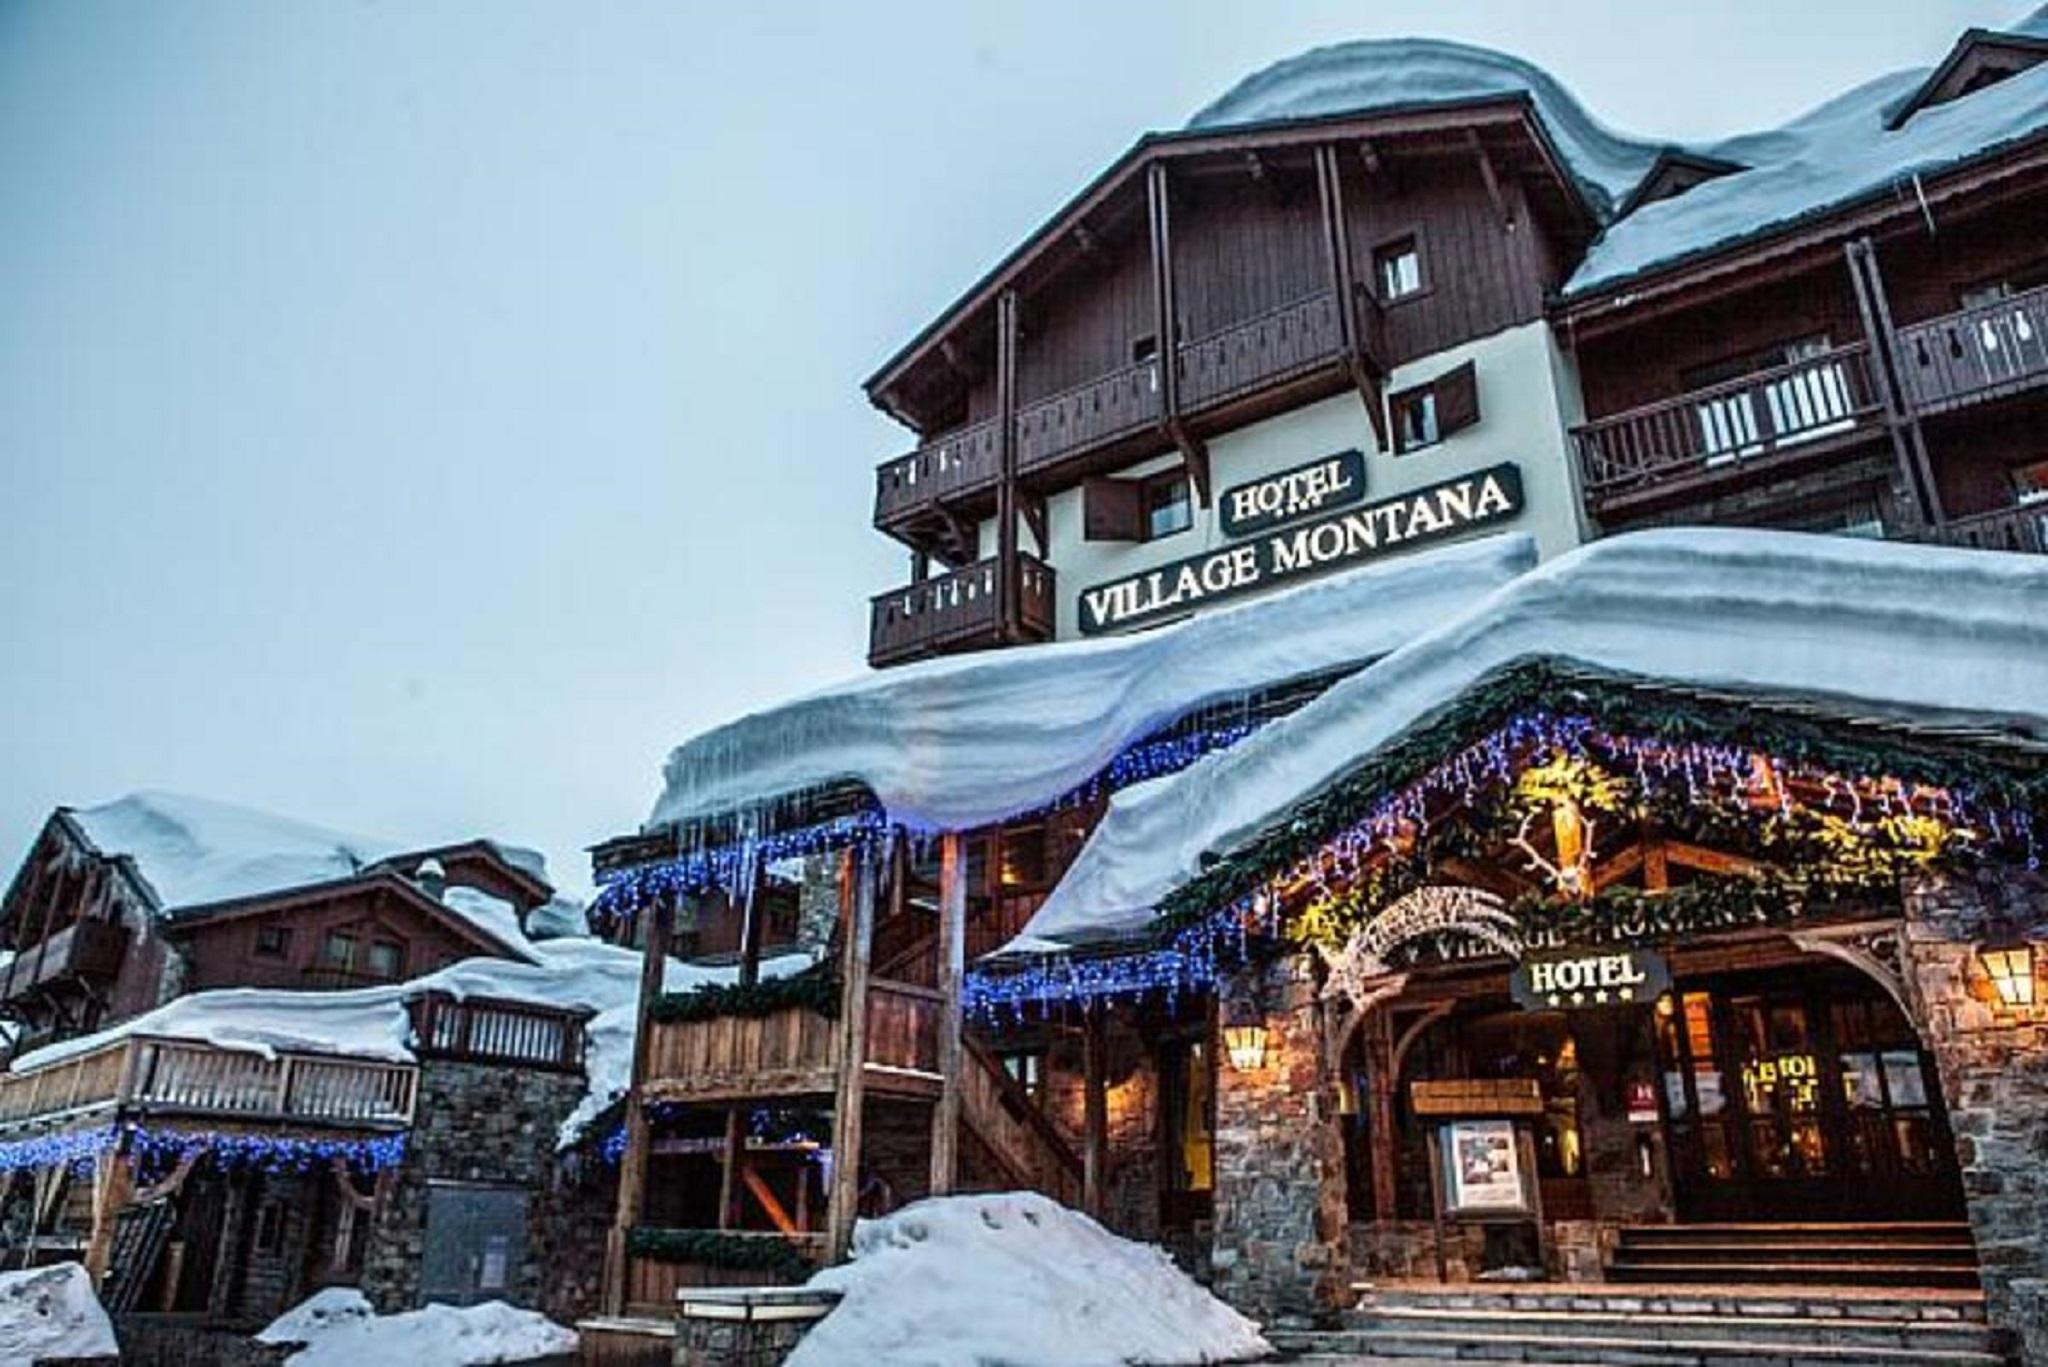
[176,885,503,993]
[1017,235,1156,405]
[1170,169,1327,342]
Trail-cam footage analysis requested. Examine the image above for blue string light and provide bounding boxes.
[0,1123,407,1180]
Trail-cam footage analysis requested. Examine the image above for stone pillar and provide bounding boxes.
[1898,868,2048,1364]
[1210,955,1351,1326]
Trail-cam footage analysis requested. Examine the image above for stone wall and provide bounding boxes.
[361,1057,602,1318]
[1899,868,2048,1364]
[1209,955,1350,1325]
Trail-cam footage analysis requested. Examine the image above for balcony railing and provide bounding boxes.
[1895,284,2048,415]
[0,920,128,1005]
[1572,343,1883,500]
[0,1034,418,1134]
[867,553,1054,669]
[640,981,944,1106]
[1908,502,2048,555]
[1017,358,1162,473]
[873,417,1001,527]
[1178,289,1346,413]
[408,993,588,1072]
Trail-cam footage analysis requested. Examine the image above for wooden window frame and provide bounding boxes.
[367,938,406,980]
[1084,465,1195,543]
[1388,360,1480,454]
[1142,467,1194,542]
[1372,231,1430,306]
[321,929,358,970]
[253,924,292,959]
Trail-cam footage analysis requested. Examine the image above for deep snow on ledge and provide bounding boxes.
[1015,529,2048,951]
[0,1262,117,1364]
[646,534,1534,835]
[789,1191,1269,1367]
[258,1287,577,1367]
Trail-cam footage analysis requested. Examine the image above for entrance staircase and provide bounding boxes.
[1268,1283,2007,1366]
[1609,1223,1980,1290]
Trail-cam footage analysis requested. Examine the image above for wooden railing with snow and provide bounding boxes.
[0,1035,419,1133]
[641,980,943,1105]
[407,993,589,1073]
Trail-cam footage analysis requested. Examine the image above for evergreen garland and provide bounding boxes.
[650,964,841,1023]
[626,1226,812,1280]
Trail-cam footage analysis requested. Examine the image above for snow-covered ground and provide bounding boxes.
[257,1287,575,1366]
[789,1192,1269,1367]
[0,1262,118,1364]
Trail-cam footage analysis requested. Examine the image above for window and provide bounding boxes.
[367,940,405,979]
[1131,333,1158,365]
[254,925,292,959]
[1388,361,1480,453]
[1000,1050,1047,1109]
[1374,236,1423,301]
[321,930,357,969]
[1145,469,1193,540]
[2012,459,2048,505]
[998,823,1048,891]
[254,1201,285,1254]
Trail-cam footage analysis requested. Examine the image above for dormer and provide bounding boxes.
[1886,28,2048,131]
[1615,147,1746,218]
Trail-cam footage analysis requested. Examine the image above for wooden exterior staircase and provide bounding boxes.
[959,1036,1084,1209]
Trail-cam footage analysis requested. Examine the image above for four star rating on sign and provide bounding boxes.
[1542,985,1637,1008]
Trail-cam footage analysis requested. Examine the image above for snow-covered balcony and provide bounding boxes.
[1570,341,1887,512]
[1894,280,2048,415]
[867,553,1055,668]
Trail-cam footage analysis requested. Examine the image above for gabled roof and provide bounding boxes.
[1886,27,2048,131]
[156,868,531,963]
[1614,147,1748,219]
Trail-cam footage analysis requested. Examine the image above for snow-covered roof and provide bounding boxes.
[1012,529,2048,953]
[1188,37,1662,213]
[644,534,1535,836]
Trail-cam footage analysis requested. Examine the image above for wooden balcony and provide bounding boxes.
[408,992,588,1072]
[640,980,944,1106]
[0,1034,418,1135]
[0,920,128,1006]
[1895,284,2048,416]
[1572,343,1885,512]
[1017,358,1163,473]
[1177,289,1346,414]
[1907,502,2048,555]
[873,418,1001,529]
[867,553,1054,669]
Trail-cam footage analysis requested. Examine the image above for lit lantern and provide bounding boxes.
[1978,941,2037,1008]
[1222,1022,1269,1072]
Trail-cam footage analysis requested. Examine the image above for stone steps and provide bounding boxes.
[1609,1223,1980,1291]
[1268,1327,2004,1365]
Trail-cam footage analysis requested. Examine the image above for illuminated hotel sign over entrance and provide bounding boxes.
[1077,462,1524,635]
[1510,947,1672,1010]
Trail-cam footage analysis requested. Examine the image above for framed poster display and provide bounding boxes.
[1442,1117,1530,1215]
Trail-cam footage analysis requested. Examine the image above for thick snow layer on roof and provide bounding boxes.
[1570,56,2048,292]
[647,534,1534,834]
[440,886,534,956]
[0,1262,118,1364]
[1015,530,2048,951]
[790,1192,1268,1367]
[8,933,810,1149]
[1187,37,1662,211]
[258,1287,576,1366]
[69,790,401,911]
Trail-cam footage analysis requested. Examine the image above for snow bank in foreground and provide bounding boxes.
[790,1192,1269,1367]
[0,1262,118,1364]
[649,534,1533,833]
[258,1288,575,1366]
[1017,529,2048,950]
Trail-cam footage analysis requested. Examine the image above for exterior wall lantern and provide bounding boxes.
[1220,987,1270,1072]
[1978,939,2036,1008]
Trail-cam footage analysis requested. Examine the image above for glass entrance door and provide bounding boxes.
[1656,968,1962,1222]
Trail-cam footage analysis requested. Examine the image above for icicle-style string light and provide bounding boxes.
[0,1123,406,1180]
[598,1103,831,1167]
[967,709,2041,1017]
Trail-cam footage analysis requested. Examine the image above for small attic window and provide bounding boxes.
[1884,31,2048,130]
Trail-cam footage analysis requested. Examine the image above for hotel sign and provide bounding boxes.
[1218,449,1367,537]
[1077,462,1524,635]
[1510,947,1671,1010]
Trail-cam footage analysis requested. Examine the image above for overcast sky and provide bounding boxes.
[0,0,2022,899]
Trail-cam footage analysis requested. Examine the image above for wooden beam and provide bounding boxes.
[929,833,967,1196]
[1468,130,1513,229]
[1316,144,1389,451]
[741,1166,798,1238]
[1082,1007,1109,1219]
[80,1135,134,1289]
[827,845,878,1259]
[1146,158,1212,500]
[1662,840,1759,878]
[602,887,676,1315]
[994,290,1021,642]
[1020,492,1049,561]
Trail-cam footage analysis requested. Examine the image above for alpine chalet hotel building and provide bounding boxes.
[589,21,2048,1365]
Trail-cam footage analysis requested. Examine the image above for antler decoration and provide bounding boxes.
[1318,884,1522,1013]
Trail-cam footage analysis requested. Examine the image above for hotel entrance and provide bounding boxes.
[1654,965,1964,1224]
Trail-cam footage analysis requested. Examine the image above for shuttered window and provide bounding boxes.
[1389,361,1480,453]
[1085,468,1194,542]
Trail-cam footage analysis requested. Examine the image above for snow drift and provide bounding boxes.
[257,1287,576,1366]
[789,1192,1269,1367]
[646,534,1534,834]
[0,1262,118,1365]
[1016,529,2048,950]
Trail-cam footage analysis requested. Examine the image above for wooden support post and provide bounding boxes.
[1082,1006,1109,1219]
[994,290,1022,642]
[1365,1006,1399,1222]
[929,833,967,1196]
[718,1108,745,1231]
[1146,160,1211,505]
[206,1167,251,1318]
[827,844,878,1259]
[602,886,676,1315]
[1846,237,1944,525]
[80,1136,134,1288]
[722,857,769,1227]
[1316,143,1388,450]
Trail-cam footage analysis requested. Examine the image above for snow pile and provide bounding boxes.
[1187,37,1661,210]
[1018,529,2048,949]
[441,886,535,957]
[648,534,1534,834]
[68,790,401,912]
[0,1262,118,1364]
[1572,55,2048,291]
[258,1288,575,1366]
[789,1192,1268,1367]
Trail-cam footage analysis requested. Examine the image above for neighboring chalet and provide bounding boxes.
[0,792,609,1344]
[587,21,2048,1367]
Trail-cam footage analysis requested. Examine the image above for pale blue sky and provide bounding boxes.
[0,1,2018,898]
